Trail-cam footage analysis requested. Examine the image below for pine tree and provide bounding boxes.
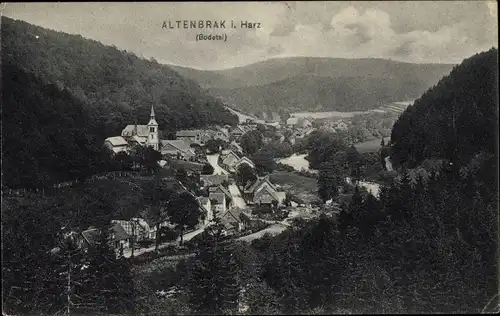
[276,232,306,314]
[74,225,135,314]
[187,214,240,314]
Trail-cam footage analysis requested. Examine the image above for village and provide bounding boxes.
[90,105,371,259]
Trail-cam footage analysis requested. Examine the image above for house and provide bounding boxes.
[112,218,151,242]
[200,174,229,187]
[298,118,313,129]
[230,125,247,139]
[80,223,130,254]
[270,112,281,122]
[161,139,196,160]
[333,120,349,131]
[286,117,312,129]
[209,192,227,215]
[211,128,230,142]
[104,136,130,154]
[286,117,299,126]
[288,127,313,145]
[112,216,172,243]
[243,176,286,206]
[176,129,211,145]
[233,156,255,171]
[218,208,246,235]
[209,185,232,207]
[197,197,213,225]
[220,150,241,169]
[229,140,243,154]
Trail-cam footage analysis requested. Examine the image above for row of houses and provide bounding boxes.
[219,149,255,173]
[75,176,287,255]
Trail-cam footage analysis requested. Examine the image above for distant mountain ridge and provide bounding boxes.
[170,57,455,114]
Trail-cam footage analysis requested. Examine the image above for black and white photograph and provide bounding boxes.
[1,1,499,315]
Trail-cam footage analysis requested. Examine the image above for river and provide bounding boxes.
[277,153,381,198]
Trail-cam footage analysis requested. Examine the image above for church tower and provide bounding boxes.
[147,105,159,151]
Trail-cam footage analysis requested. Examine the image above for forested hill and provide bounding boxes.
[2,63,110,189]
[171,57,454,113]
[390,48,498,169]
[1,17,238,138]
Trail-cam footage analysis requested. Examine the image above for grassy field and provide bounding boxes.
[270,171,320,203]
[354,137,390,153]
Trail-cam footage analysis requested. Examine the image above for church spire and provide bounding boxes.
[148,105,158,126]
[150,105,155,120]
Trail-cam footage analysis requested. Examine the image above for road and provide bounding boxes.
[206,153,229,175]
[238,223,288,242]
[123,225,206,258]
[228,183,247,209]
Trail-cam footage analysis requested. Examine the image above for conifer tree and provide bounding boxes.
[187,212,240,314]
[74,224,135,314]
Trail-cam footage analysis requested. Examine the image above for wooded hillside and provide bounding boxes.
[1,17,238,138]
[390,48,498,168]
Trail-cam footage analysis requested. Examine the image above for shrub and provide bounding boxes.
[276,163,295,172]
[159,227,179,242]
[252,204,274,216]
[137,239,155,248]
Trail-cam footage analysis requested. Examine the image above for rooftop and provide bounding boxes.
[105,136,129,147]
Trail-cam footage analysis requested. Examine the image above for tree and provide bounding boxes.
[142,179,177,251]
[235,163,257,188]
[131,145,161,173]
[240,130,263,156]
[187,219,240,314]
[251,150,277,175]
[113,151,133,171]
[202,163,214,175]
[74,225,135,314]
[205,139,225,154]
[175,167,189,185]
[168,192,203,246]
[317,162,344,203]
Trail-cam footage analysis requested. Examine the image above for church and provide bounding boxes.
[104,105,159,154]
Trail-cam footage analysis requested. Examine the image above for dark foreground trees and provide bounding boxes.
[187,219,240,314]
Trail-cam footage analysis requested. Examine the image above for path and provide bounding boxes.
[228,183,247,209]
[238,223,288,242]
[123,225,206,258]
[206,153,229,175]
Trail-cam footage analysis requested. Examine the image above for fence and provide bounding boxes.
[2,171,144,197]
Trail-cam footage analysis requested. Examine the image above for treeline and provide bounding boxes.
[1,16,238,139]
[2,174,204,316]
[2,190,136,315]
[391,48,498,168]
[146,158,497,314]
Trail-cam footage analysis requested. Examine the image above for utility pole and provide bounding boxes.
[58,229,80,316]
[67,252,71,316]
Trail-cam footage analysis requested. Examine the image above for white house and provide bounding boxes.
[197,197,213,225]
[233,156,255,171]
[104,136,130,154]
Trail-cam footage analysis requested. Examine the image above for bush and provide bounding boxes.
[276,163,295,172]
[296,170,317,178]
[137,239,155,248]
[252,204,274,216]
[201,163,214,175]
[159,227,179,242]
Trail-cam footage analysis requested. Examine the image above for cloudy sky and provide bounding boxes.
[3,1,497,70]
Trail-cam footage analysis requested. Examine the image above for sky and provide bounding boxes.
[2,1,498,70]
